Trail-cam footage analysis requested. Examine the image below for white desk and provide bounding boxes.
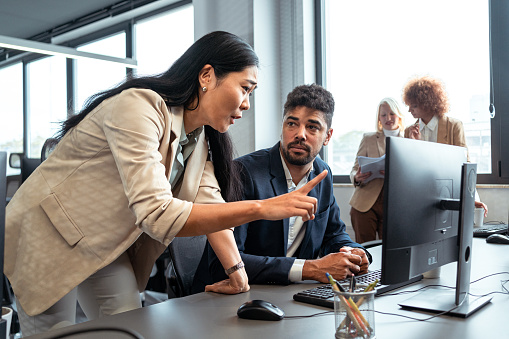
[27,238,509,338]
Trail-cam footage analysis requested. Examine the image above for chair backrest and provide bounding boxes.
[167,235,207,297]
[41,138,59,162]
[360,239,382,248]
[20,157,41,184]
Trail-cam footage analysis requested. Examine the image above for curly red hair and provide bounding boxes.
[402,76,450,117]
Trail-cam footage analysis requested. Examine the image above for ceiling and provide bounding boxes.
[0,0,123,40]
[0,0,164,63]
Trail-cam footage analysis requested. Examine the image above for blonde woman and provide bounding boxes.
[349,98,405,243]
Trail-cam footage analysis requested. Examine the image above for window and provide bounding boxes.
[323,0,491,179]
[0,63,23,175]
[26,56,67,158]
[135,4,194,76]
[0,1,195,173]
[75,32,127,112]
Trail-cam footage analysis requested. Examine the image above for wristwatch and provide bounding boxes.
[225,261,245,275]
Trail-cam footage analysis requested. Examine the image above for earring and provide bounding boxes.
[202,86,207,92]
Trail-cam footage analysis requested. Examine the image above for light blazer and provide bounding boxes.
[196,143,366,287]
[404,115,469,160]
[349,131,387,213]
[5,88,224,316]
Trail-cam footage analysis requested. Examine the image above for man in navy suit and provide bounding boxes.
[193,84,370,291]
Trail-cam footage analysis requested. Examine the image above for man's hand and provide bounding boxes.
[340,247,369,274]
[302,252,364,283]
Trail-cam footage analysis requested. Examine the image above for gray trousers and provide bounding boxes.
[16,252,142,337]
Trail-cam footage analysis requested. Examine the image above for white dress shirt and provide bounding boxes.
[419,115,439,142]
[279,151,312,282]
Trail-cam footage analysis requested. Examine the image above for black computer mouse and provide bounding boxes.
[486,233,509,244]
[237,299,285,321]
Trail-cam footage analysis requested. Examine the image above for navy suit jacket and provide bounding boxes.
[192,143,368,291]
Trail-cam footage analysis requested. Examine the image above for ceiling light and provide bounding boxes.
[0,34,137,68]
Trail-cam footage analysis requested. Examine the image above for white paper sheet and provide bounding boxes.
[358,154,385,183]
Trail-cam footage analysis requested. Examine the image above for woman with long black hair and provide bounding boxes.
[5,31,326,336]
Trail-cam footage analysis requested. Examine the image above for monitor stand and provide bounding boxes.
[398,163,492,318]
[398,288,491,318]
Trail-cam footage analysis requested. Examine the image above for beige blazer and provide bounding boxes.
[5,88,224,316]
[349,132,388,213]
[404,115,469,160]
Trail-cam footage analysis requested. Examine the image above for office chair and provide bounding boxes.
[167,235,207,298]
[360,239,382,248]
[20,157,41,184]
[40,138,58,161]
[18,136,57,184]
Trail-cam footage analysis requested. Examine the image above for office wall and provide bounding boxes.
[193,0,316,157]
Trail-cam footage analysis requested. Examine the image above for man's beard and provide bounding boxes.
[282,141,316,166]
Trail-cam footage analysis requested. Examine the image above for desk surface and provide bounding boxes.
[28,238,509,339]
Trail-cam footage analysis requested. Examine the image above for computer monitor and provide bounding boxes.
[381,137,491,317]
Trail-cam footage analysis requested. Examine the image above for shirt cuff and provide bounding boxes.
[289,259,306,282]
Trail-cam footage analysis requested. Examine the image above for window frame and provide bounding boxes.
[0,0,192,159]
[316,0,509,185]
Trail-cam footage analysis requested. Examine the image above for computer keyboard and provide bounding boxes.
[293,269,422,309]
[473,224,508,238]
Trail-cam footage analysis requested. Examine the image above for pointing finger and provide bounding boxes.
[298,170,328,195]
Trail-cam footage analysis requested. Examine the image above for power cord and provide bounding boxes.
[470,271,509,284]
[284,311,333,319]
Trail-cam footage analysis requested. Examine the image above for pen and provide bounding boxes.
[349,274,356,292]
[363,279,378,293]
[326,272,345,292]
[339,279,378,330]
[326,273,370,336]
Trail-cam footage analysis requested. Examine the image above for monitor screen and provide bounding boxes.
[381,137,491,317]
[381,137,468,285]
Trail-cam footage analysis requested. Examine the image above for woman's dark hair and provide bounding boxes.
[57,31,259,202]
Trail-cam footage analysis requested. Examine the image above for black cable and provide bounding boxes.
[375,284,454,297]
[284,311,333,319]
[49,326,144,339]
[469,290,508,298]
[374,292,469,322]
[470,271,509,284]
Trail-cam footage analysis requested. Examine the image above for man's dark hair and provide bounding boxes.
[283,84,335,129]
